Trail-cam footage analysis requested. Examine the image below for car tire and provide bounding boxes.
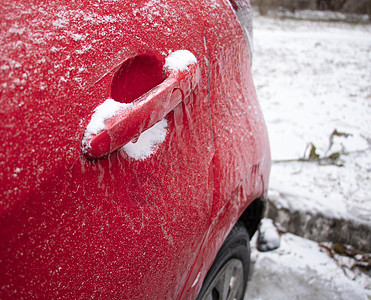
[196,221,250,300]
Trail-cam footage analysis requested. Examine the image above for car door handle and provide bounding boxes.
[83,57,200,159]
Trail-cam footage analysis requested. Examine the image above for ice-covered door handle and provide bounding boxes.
[82,51,200,159]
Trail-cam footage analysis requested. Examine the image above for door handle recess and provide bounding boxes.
[83,53,200,160]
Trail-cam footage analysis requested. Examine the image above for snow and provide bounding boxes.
[164,50,197,71]
[75,45,92,55]
[246,232,370,299]
[257,218,280,252]
[245,13,371,299]
[82,98,132,153]
[122,118,168,160]
[252,14,371,225]
[70,33,85,41]
[82,98,168,160]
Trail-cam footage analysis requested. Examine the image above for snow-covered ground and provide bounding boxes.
[245,13,371,299]
[247,229,370,299]
[253,14,371,222]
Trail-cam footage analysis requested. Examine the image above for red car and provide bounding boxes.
[0,0,270,299]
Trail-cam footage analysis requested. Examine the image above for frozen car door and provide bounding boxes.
[0,1,213,299]
[199,0,271,216]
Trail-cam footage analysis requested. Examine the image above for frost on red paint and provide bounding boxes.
[0,1,270,299]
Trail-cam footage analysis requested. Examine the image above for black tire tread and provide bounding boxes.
[196,221,250,300]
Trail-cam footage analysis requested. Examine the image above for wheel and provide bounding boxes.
[196,221,250,300]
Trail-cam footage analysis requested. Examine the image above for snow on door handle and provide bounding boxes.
[83,52,200,160]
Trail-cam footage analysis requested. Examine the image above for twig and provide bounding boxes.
[272,147,370,165]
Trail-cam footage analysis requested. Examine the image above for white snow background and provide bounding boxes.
[244,13,371,299]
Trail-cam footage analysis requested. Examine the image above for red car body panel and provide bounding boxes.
[179,2,270,298]
[0,0,270,299]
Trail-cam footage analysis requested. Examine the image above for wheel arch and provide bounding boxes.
[238,196,266,239]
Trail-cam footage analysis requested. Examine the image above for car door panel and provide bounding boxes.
[1,1,214,299]
[179,1,271,298]
[197,0,271,217]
